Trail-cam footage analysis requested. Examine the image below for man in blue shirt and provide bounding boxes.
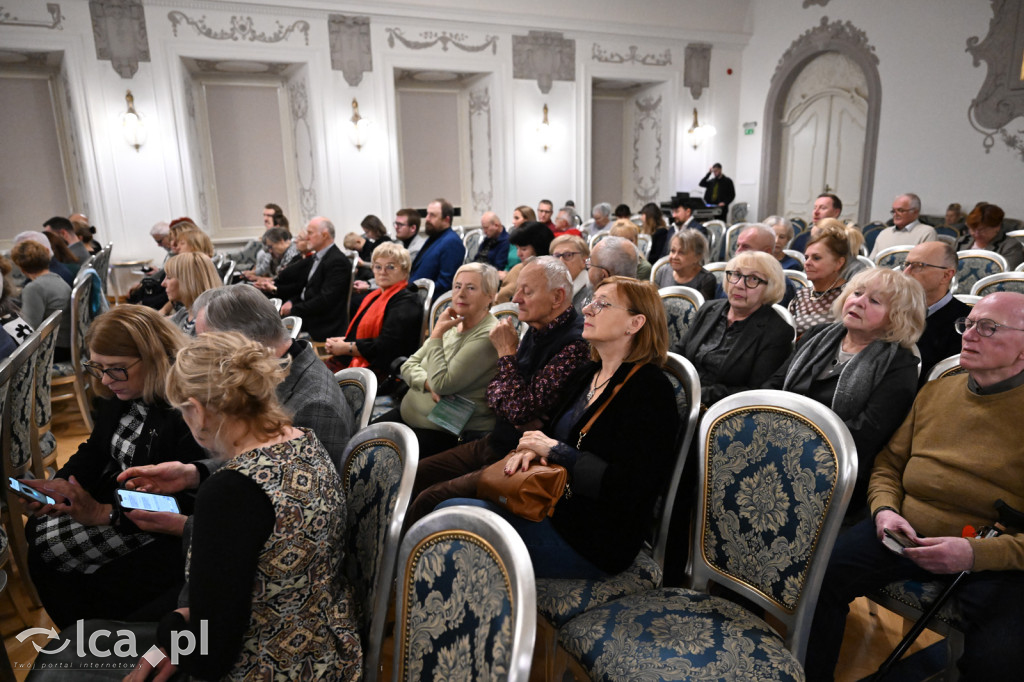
[409,198,466,300]
[474,211,509,270]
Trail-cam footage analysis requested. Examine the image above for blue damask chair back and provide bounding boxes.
[30,312,62,478]
[784,268,810,292]
[462,229,483,263]
[427,289,453,338]
[790,217,807,236]
[723,222,748,259]
[340,422,418,681]
[873,245,912,270]
[862,222,886,254]
[659,286,704,350]
[705,261,727,289]
[412,278,435,342]
[970,271,1024,296]
[925,354,966,383]
[703,220,725,259]
[955,249,1007,294]
[649,255,671,284]
[93,243,113,296]
[693,389,856,660]
[335,367,378,432]
[489,303,526,340]
[394,505,535,682]
[51,273,96,430]
[4,327,44,477]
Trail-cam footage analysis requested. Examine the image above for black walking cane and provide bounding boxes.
[872,499,1024,680]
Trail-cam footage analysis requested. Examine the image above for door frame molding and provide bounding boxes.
[759,17,881,225]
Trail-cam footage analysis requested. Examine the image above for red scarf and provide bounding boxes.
[345,280,408,368]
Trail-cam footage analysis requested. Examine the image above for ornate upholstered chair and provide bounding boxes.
[281,315,302,340]
[426,289,453,338]
[789,217,807,235]
[703,220,725,259]
[535,353,701,679]
[462,229,483,263]
[51,272,97,430]
[659,286,705,351]
[29,311,62,479]
[955,249,1007,294]
[339,422,418,681]
[557,389,857,680]
[335,367,378,432]
[969,271,1024,296]
[856,254,876,271]
[723,222,748,259]
[704,261,728,289]
[636,232,652,259]
[412,278,435,342]
[925,354,965,383]
[953,294,980,307]
[772,303,797,342]
[393,505,536,682]
[782,249,806,268]
[92,243,113,296]
[783,268,810,291]
[489,303,526,339]
[874,245,913,270]
[648,255,671,284]
[862,222,886,254]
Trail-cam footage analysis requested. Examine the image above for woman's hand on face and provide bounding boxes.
[124,510,187,536]
[431,307,463,339]
[41,476,108,526]
[118,462,199,494]
[504,449,546,474]
[517,431,558,460]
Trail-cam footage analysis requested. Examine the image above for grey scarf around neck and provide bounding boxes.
[782,322,898,420]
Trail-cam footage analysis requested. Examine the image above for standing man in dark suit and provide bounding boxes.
[281,216,351,341]
[699,163,736,216]
[902,240,971,384]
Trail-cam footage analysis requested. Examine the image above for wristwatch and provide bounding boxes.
[108,507,120,526]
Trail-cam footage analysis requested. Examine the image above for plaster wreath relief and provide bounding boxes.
[468,87,494,214]
[592,44,671,66]
[385,27,498,54]
[167,11,310,46]
[0,3,63,29]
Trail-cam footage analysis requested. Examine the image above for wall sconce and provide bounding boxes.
[686,107,717,149]
[121,90,147,152]
[538,103,552,152]
[348,98,373,151]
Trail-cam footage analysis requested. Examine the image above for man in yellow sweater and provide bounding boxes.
[806,292,1024,680]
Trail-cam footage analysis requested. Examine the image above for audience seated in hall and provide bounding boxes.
[43,229,81,277]
[584,202,613,239]
[374,263,500,457]
[475,211,510,270]
[14,231,74,287]
[409,198,466,300]
[669,195,706,238]
[405,256,590,528]
[806,292,1024,680]
[393,207,428,262]
[587,235,638,290]
[323,242,423,387]
[441,277,680,579]
[253,223,314,301]
[716,223,798,306]
[677,251,792,406]
[242,226,298,282]
[641,201,672,262]
[163,252,222,336]
[280,216,352,341]
[537,199,556,234]
[17,306,205,628]
[869,193,937,259]
[609,219,653,280]
[789,220,850,335]
[553,205,583,238]
[496,221,554,303]
[956,201,1024,270]
[902,240,971,384]
[764,215,804,271]
[38,332,362,680]
[768,267,924,514]
[812,192,843,229]
[10,239,72,362]
[228,202,286,272]
[550,234,591,313]
[654,229,717,301]
[43,215,89,264]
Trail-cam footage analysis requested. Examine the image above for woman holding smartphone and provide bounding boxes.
[19,305,206,628]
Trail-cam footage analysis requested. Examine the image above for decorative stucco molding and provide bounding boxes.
[512,31,574,94]
[288,76,317,221]
[966,0,1024,160]
[0,3,63,29]
[168,11,310,45]
[592,44,670,67]
[632,95,662,203]
[760,17,881,225]
[90,0,149,78]
[468,87,494,214]
[385,27,497,54]
[328,14,371,87]
[684,43,712,100]
[803,0,831,7]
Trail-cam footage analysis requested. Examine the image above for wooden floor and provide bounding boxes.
[1,402,941,681]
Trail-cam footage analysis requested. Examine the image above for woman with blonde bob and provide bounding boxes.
[444,277,680,579]
[163,252,222,334]
[173,227,215,257]
[114,331,362,680]
[677,251,793,405]
[18,305,205,628]
[769,267,926,511]
[376,262,502,457]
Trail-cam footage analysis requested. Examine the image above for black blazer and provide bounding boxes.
[273,254,313,302]
[917,296,970,386]
[289,244,352,341]
[677,299,794,406]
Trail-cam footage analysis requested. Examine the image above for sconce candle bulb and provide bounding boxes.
[538,103,552,152]
[349,98,372,151]
[121,90,147,152]
[687,107,717,150]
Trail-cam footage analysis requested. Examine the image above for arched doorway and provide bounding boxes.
[759,18,881,226]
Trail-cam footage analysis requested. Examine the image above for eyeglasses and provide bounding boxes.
[372,263,399,273]
[582,297,637,315]
[552,251,581,261]
[585,258,608,272]
[724,271,768,288]
[890,207,915,215]
[393,221,409,228]
[954,317,1024,337]
[902,261,949,272]
[83,358,142,381]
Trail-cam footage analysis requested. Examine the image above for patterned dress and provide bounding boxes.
[187,430,362,680]
[788,284,844,337]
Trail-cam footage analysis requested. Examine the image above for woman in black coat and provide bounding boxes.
[676,251,793,406]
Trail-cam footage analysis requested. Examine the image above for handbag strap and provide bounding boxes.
[576,363,644,447]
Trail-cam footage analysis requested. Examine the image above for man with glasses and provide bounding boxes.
[869,193,937,258]
[394,208,427,261]
[551,234,591,312]
[807,291,1024,680]
[537,199,556,233]
[903,240,971,383]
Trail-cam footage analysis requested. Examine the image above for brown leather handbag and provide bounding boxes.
[477,364,644,522]
[477,454,568,522]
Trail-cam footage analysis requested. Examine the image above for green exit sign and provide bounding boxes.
[743,121,757,136]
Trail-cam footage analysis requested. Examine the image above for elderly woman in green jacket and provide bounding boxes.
[374,262,501,457]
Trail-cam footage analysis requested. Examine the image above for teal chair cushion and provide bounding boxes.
[662,297,699,351]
